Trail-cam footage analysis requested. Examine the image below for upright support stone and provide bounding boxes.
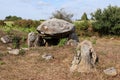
[28,32,37,48]
[28,32,46,48]
[70,40,98,72]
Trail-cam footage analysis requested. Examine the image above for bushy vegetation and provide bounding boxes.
[0,20,6,26]
[74,20,94,36]
[14,19,40,28]
[5,15,22,21]
[51,8,73,22]
[91,5,120,35]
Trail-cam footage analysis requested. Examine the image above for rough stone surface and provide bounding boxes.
[66,39,78,47]
[42,53,54,60]
[104,67,117,76]
[28,32,36,48]
[1,35,12,43]
[8,49,20,55]
[36,18,79,46]
[37,18,75,37]
[70,40,97,72]
[68,32,79,42]
[28,32,45,48]
[7,47,12,50]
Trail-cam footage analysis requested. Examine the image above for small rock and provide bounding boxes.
[42,53,54,60]
[110,37,114,40]
[66,39,78,47]
[7,47,12,50]
[91,36,97,40]
[1,35,12,43]
[8,49,20,55]
[104,67,117,76]
[21,48,29,51]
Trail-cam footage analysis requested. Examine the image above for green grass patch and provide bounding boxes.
[58,38,67,47]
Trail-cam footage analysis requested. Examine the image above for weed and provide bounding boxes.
[12,36,21,49]
[0,61,5,65]
[21,44,28,48]
[58,38,67,47]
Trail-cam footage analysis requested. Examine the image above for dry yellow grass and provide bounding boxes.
[0,30,120,80]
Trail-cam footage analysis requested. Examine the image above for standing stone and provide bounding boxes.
[70,40,97,72]
[28,32,46,48]
[28,32,37,48]
[34,34,46,47]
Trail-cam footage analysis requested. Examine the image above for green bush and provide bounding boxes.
[91,5,120,35]
[74,20,94,36]
[0,20,6,26]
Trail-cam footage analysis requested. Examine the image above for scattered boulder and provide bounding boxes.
[70,40,98,72]
[42,53,54,60]
[1,35,12,43]
[104,67,117,76]
[8,49,20,55]
[7,47,12,50]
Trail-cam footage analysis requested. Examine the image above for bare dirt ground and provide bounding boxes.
[0,30,120,80]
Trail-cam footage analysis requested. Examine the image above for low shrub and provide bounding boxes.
[12,36,21,49]
[19,49,25,56]
[14,19,41,28]
[74,20,95,36]
[0,20,6,26]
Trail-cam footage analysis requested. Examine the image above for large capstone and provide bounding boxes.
[36,18,79,46]
[37,18,75,38]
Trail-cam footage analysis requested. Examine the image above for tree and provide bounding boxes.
[5,15,22,21]
[81,12,88,20]
[51,8,73,22]
[91,5,120,35]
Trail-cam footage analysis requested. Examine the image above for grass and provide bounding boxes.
[58,38,67,47]
[0,21,120,80]
[0,21,37,34]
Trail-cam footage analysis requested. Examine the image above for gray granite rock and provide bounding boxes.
[104,67,117,76]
